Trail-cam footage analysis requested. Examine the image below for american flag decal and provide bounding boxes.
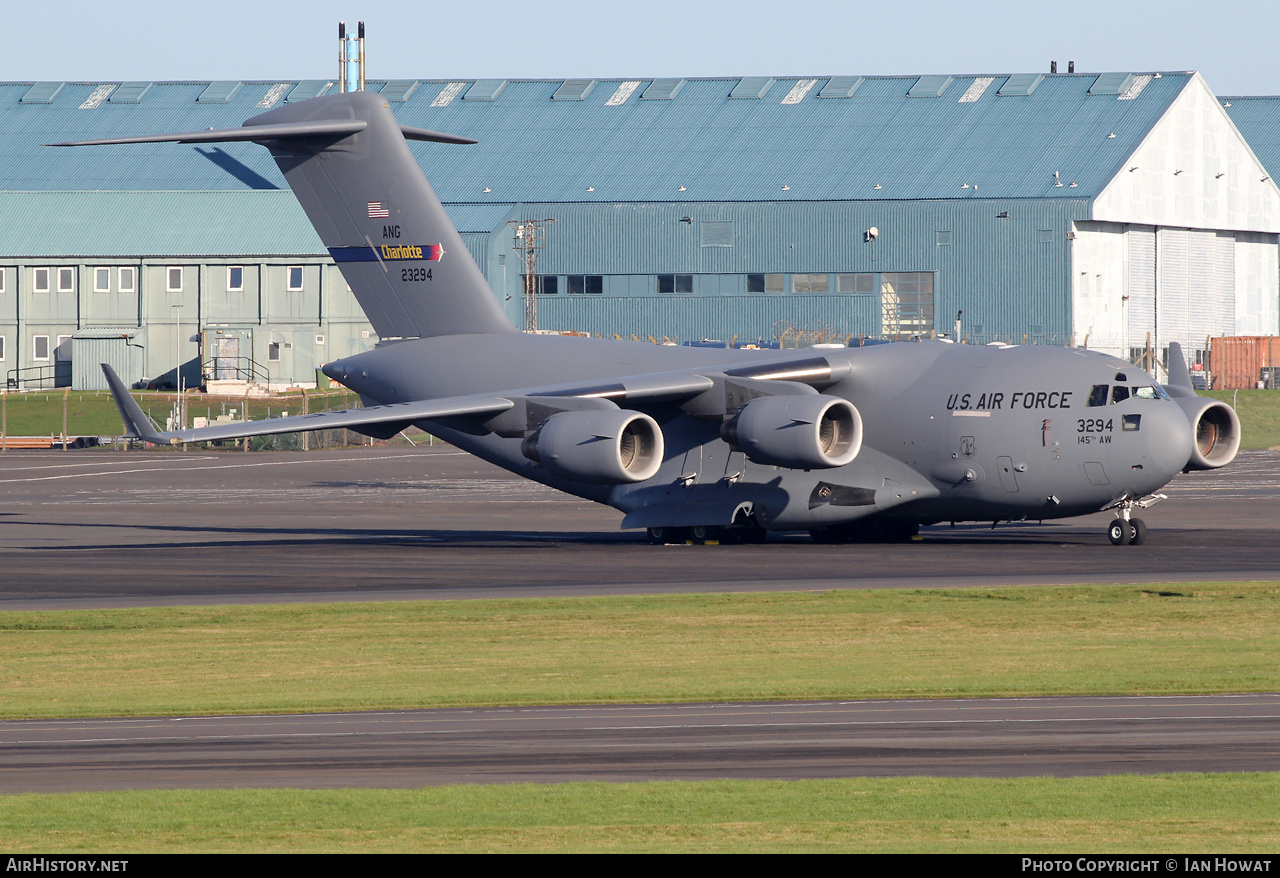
[367,201,390,218]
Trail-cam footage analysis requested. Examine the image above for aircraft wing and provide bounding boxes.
[101,364,512,446]
[103,351,851,445]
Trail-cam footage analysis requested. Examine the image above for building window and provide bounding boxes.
[228,266,244,292]
[288,266,303,291]
[567,275,603,294]
[538,275,558,295]
[56,335,71,362]
[315,334,326,346]
[791,273,829,293]
[268,341,281,361]
[657,275,693,294]
[94,267,110,293]
[0,336,6,361]
[58,267,74,292]
[837,273,875,294]
[881,271,935,336]
[700,221,732,247]
[936,230,952,246]
[33,268,49,293]
[1039,228,1053,243]
[33,336,49,361]
[0,269,5,294]
[167,267,183,293]
[118,267,136,293]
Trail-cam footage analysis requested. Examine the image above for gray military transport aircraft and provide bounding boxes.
[56,91,1240,546]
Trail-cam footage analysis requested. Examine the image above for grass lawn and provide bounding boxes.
[1203,389,1280,449]
[2,583,1277,719]
[1,775,1276,852]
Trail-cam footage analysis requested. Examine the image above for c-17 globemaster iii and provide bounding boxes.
[56,91,1240,546]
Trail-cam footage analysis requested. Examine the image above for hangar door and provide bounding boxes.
[72,328,138,391]
[1127,227,1234,365]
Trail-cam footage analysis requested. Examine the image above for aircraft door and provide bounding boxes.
[996,455,1019,492]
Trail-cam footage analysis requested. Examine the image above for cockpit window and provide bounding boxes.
[1111,386,1130,404]
[1133,386,1159,400]
[1088,385,1109,407]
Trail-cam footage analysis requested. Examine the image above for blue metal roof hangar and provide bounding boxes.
[0,72,1188,200]
[0,70,1275,391]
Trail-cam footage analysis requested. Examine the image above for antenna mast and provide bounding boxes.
[508,219,556,332]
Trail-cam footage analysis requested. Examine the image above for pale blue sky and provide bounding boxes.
[12,0,1280,96]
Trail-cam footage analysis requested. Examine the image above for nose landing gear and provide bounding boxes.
[1103,494,1164,546]
[1107,516,1147,546]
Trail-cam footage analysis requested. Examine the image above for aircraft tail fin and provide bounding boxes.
[101,364,170,444]
[54,92,516,341]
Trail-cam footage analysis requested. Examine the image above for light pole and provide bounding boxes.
[172,303,184,430]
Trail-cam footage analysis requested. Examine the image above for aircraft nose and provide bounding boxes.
[1144,402,1195,478]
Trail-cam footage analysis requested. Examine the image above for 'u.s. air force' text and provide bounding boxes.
[946,391,1074,411]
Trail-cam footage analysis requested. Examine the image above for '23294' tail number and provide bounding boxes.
[402,267,432,282]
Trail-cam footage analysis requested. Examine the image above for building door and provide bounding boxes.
[216,336,240,380]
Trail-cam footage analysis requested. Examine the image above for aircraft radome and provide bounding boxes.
[55,91,1240,546]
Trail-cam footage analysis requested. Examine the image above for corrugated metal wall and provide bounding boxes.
[499,198,1086,343]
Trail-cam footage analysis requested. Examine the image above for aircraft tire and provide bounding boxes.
[1128,518,1147,546]
[880,521,920,543]
[690,525,719,544]
[1107,520,1130,546]
[647,526,687,545]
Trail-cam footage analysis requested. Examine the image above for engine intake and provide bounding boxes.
[521,409,664,484]
[721,394,862,469]
[1176,397,1241,470]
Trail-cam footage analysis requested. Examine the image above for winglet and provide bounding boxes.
[101,364,174,444]
[1163,341,1199,399]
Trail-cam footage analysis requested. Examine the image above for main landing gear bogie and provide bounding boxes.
[809,520,920,544]
[647,524,769,545]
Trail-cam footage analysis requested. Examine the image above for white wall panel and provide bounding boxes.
[1157,227,1236,362]
[1071,221,1128,355]
[1127,226,1155,354]
[1235,232,1280,336]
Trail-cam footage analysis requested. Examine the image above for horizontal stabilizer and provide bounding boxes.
[50,120,368,147]
[49,121,475,148]
[101,364,511,445]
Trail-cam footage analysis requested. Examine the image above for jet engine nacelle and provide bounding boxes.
[720,394,863,469]
[521,409,665,484]
[1175,396,1241,470]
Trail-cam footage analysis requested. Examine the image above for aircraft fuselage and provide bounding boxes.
[324,335,1194,532]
